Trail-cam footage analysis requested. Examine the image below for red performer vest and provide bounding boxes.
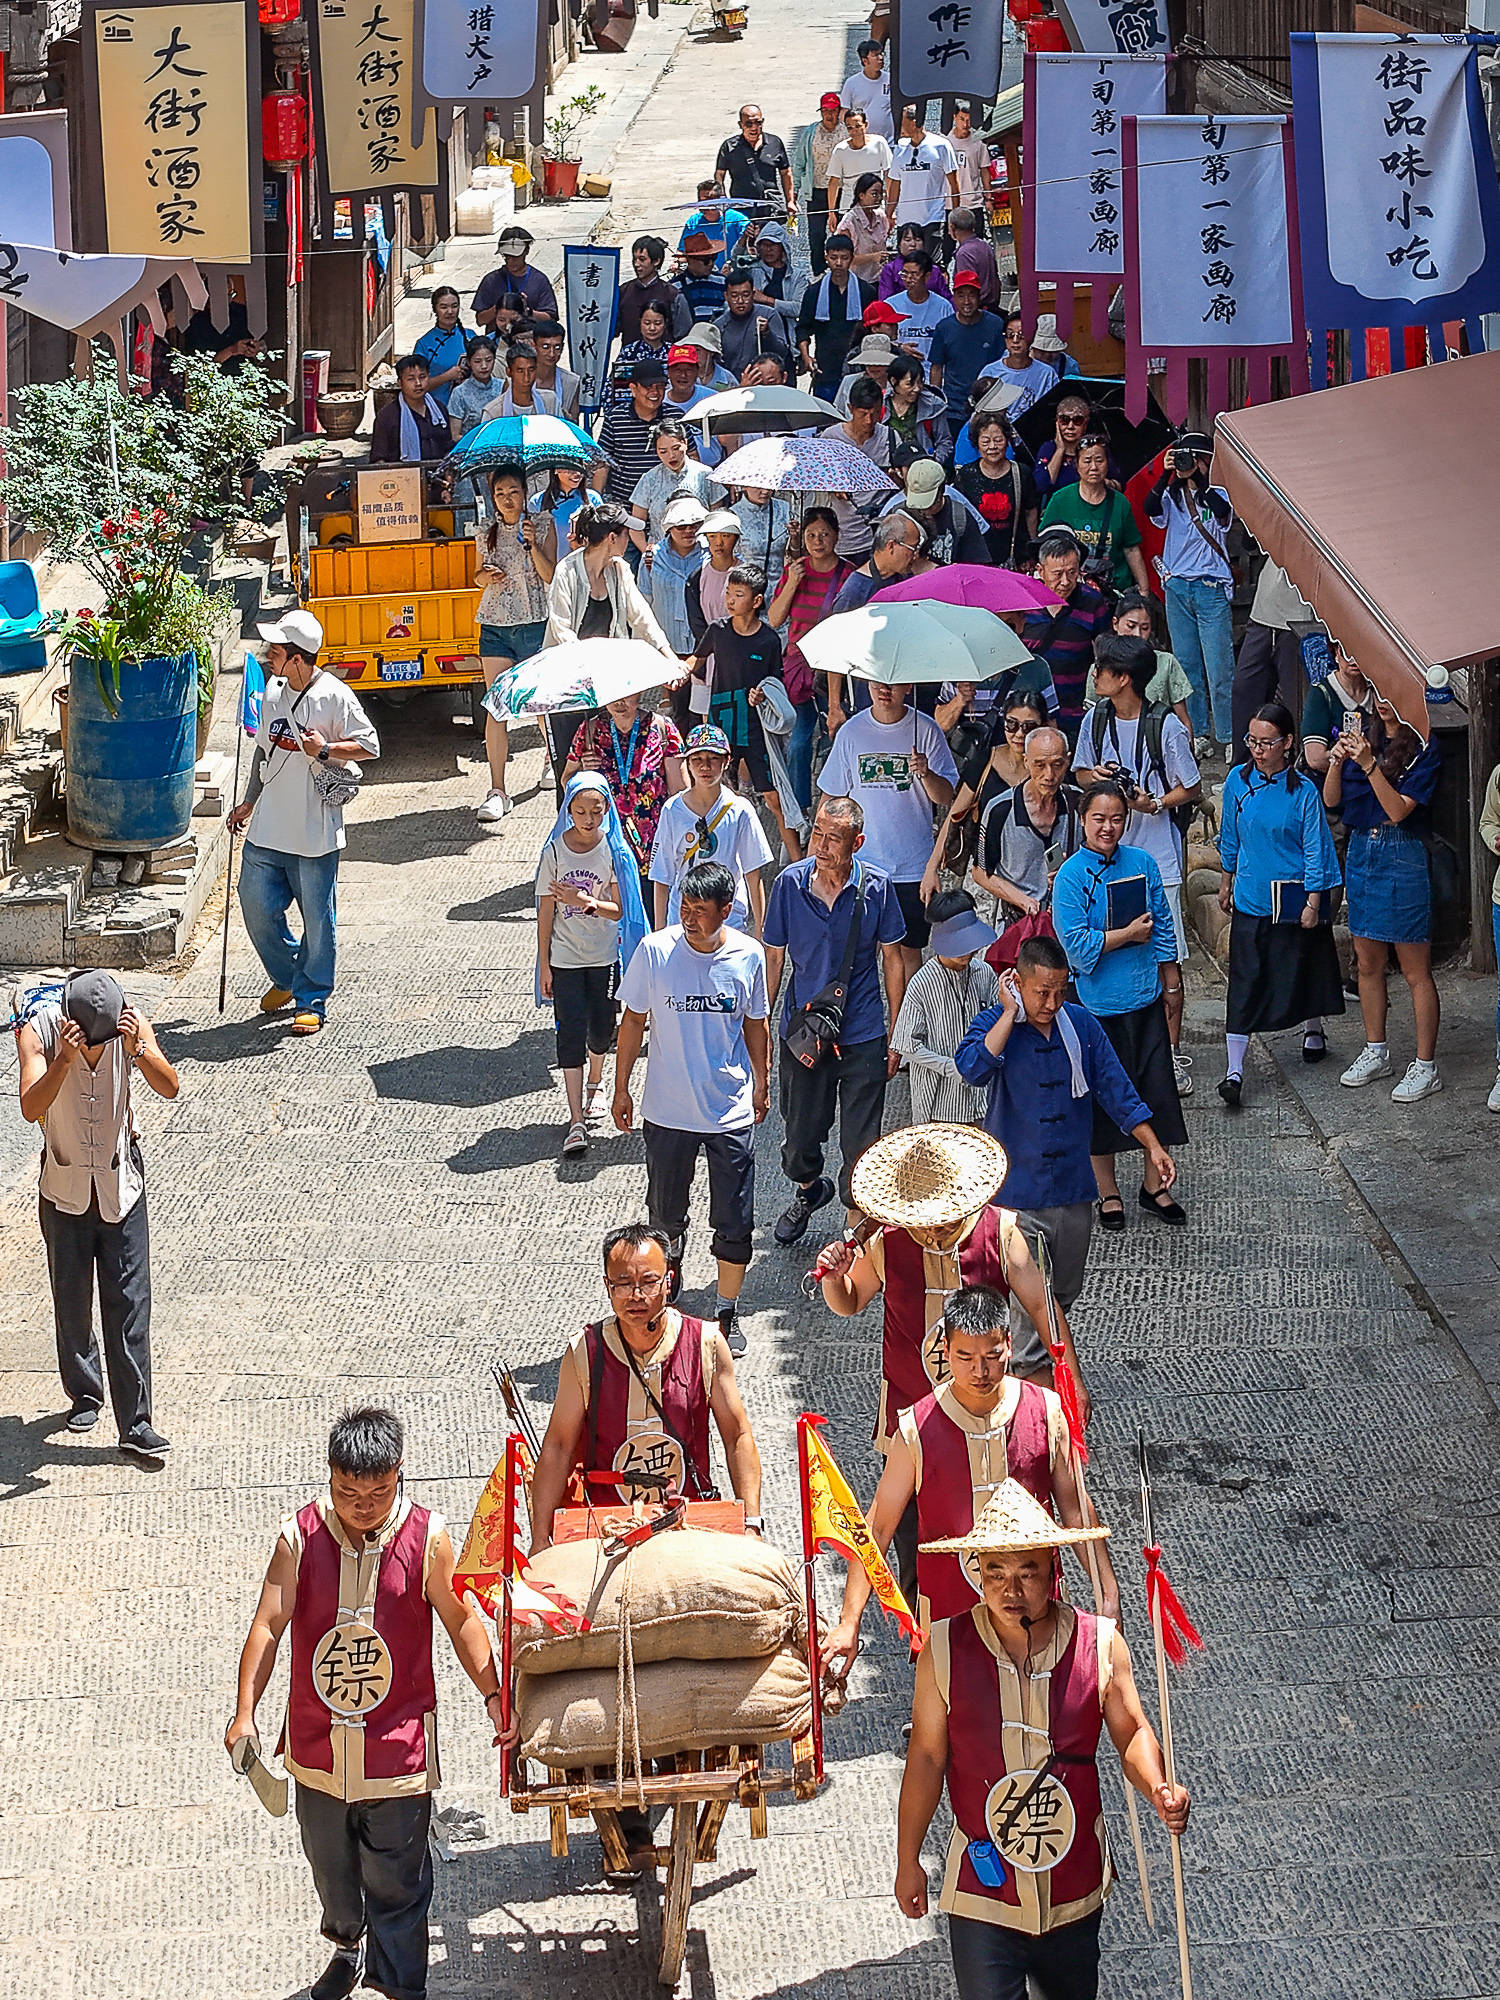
[936,1604,1114,1935]
[878,1209,1009,1442]
[580,1314,715,1500]
[282,1497,439,1802]
[905,1381,1052,1625]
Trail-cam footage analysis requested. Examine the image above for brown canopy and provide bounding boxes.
[1214,351,1500,737]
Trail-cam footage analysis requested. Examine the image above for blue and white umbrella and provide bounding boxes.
[446,412,605,479]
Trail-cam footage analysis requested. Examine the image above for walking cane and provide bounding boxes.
[217,705,248,1014]
[1139,1430,1194,2000]
[1035,1234,1154,1928]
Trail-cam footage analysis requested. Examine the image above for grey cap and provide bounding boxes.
[64,969,125,1047]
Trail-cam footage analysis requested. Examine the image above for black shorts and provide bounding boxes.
[892,877,929,951]
[709,690,773,794]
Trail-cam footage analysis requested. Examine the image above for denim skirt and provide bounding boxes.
[1345,825,1430,945]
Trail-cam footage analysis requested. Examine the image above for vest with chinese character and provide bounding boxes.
[581,1315,714,1499]
[878,1210,1009,1442]
[901,1380,1051,1625]
[935,1603,1114,1935]
[282,1497,439,1802]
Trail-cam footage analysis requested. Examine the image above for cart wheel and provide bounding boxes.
[657,1799,696,1987]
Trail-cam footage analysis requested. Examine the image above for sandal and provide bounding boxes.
[562,1121,589,1158]
[1139,1185,1187,1225]
[583,1082,603,1122]
[1096,1196,1126,1233]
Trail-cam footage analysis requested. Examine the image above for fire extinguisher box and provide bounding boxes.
[303,350,331,433]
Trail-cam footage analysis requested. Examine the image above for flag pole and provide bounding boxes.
[797,1412,825,1781]
[1035,1235,1153,1927]
[498,1431,523,1799]
[1139,1430,1193,2000]
[217,711,247,1015]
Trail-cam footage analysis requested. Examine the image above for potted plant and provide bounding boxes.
[542,86,605,200]
[6,346,284,851]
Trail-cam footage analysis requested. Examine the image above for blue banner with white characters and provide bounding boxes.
[563,244,621,418]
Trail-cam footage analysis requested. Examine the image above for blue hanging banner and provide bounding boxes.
[1290,32,1500,384]
[563,244,621,418]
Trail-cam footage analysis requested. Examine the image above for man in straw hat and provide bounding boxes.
[824,1282,1118,1678]
[897,1481,1189,1997]
[814,1125,1091,1598]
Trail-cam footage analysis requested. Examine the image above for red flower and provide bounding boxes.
[78,608,94,622]
[101,520,119,540]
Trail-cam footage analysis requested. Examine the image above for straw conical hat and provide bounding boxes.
[920,1479,1111,1556]
[850,1123,1007,1230]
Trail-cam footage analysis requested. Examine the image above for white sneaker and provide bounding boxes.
[1391,1060,1442,1104]
[1340,1045,1393,1088]
[1172,1049,1193,1096]
[476,789,511,825]
[1488,1066,1500,1114]
[1192,734,1215,762]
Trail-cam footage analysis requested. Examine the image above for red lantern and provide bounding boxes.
[259,0,300,22]
[262,90,308,169]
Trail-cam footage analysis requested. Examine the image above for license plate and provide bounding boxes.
[379,658,424,683]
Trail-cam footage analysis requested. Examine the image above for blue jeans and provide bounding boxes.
[1492,904,1500,1058]
[788,700,818,813]
[238,839,340,1014]
[1164,575,1235,742]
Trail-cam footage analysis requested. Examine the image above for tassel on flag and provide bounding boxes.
[453,1434,585,1633]
[1143,1545,1204,1669]
[798,1413,923,1652]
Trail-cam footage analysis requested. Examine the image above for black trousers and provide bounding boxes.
[1230,619,1300,762]
[39,1167,152,1437]
[949,1908,1103,2000]
[551,963,617,1070]
[296,1787,434,2000]
[779,1033,888,1209]
[808,188,831,274]
[643,1119,756,1267]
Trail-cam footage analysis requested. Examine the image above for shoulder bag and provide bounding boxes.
[280,682,363,811]
[783,873,867,1070]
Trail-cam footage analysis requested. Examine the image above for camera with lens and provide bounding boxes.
[1171,445,1198,473]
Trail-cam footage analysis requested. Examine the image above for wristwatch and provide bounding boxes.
[317,745,331,762]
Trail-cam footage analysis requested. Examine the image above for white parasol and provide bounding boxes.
[797,601,1034,686]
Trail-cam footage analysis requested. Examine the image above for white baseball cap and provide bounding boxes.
[257,610,325,655]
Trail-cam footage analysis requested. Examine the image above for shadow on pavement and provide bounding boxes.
[343,806,495,863]
[0,1411,153,1503]
[369,1033,552,1108]
[152,1012,290,1065]
[447,1118,639,1177]
[447,880,536,923]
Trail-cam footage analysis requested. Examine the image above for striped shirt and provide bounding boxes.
[892,955,1001,1126]
[597,398,686,507]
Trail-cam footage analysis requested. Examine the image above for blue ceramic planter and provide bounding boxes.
[66,650,198,853]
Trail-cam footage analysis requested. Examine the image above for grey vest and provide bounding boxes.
[33,1004,142,1221]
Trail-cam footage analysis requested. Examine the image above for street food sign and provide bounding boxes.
[315,0,438,197]
[91,2,251,260]
[357,467,424,542]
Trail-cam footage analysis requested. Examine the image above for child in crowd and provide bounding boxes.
[648,724,774,936]
[692,565,801,862]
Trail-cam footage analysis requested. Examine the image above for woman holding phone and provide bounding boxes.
[1322,695,1445,1101]
[1052,780,1186,1229]
[1215,702,1344,1106]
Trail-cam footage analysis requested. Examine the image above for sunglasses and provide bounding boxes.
[1079,433,1110,450]
[1004,717,1043,735]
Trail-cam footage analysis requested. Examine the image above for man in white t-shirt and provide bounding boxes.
[827,109,893,216]
[227,611,379,1034]
[1073,633,1201,1090]
[649,723,774,935]
[816,679,958,974]
[841,40,894,142]
[615,859,771,1355]
[884,249,954,367]
[885,105,959,254]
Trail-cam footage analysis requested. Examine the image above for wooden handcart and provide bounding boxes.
[481,1431,828,1989]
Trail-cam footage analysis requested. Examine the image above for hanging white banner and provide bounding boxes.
[421,0,544,104]
[1052,0,1168,55]
[1026,53,1166,280]
[1133,115,1292,349]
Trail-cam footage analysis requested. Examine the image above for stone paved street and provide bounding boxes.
[2,696,1499,2000]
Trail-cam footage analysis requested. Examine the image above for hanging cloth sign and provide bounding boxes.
[90,2,252,260]
[1290,33,1500,384]
[1021,51,1166,340]
[0,112,74,251]
[313,0,438,199]
[889,0,1009,112]
[0,242,207,335]
[1051,0,1168,54]
[421,0,547,104]
[564,244,621,418]
[1122,113,1310,422]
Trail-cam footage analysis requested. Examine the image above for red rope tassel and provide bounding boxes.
[1143,1545,1204,1667]
[1053,1358,1089,1465]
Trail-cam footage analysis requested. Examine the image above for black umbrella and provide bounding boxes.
[1015,375,1172,486]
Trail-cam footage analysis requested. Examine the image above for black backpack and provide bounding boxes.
[1098,698,1196,839]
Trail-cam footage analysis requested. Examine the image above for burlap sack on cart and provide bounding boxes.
[514,1528,804,1676]
[516,1643,813,1763]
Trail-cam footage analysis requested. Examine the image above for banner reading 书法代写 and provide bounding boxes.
[1022,51,1166,341]
[1291,33,1500,382]
[564,245,621,417]
[1121,113,1309,422]
[314,0,437,199]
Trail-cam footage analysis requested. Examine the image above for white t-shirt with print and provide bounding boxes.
[648,788,774,932]
[841,69,894,142]
[828,135,893,208]
[884,287,955,364]
[816,707,960,882]
[536,832,620,970]
[617,925,769,1133]
[1075,704,1199,886]
[249,670,380,858]
[890,135,958,224]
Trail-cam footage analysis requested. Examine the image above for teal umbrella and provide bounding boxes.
[446,412,605,478]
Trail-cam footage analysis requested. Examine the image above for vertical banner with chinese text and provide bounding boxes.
[565,244,620,418]
[1051,0,1168,55]
[1022,51,1165,339]
[890,0,1008,112]
[1290,33,1500,383]
[92,2,251,260]
[421,0,547,104]
[1122,113,1308,423]
[314,0,438,200]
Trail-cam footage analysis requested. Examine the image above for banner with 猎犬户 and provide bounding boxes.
[1022,50,1166,341]
[1121,113,1310,423]
[1291,33,1500,383]
[420,0,546,104]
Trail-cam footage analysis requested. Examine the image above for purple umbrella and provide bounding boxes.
[873,565,1064,616]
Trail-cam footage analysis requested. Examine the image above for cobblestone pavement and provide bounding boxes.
[1,699,1498,2000]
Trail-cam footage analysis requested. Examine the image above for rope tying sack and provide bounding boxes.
[611,1544,648,1810]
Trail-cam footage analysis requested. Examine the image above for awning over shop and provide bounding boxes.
[1214,351,1500,737]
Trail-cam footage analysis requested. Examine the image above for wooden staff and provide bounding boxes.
[217,715,247,1014]
[1139,1430,1193,2000]
[1035,1234,1153,1927]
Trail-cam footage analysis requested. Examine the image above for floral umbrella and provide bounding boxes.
[482,638,677,720]
[447,412,605,479]
[711,434,895,496]
[873,564,1062,616]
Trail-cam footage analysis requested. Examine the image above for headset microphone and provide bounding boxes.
[1019,1614,1034,1628]
[645,1309,666,1331]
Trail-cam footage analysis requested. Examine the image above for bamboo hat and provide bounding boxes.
[920,1479,1112,1557]
[849,1123,1007,1230]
